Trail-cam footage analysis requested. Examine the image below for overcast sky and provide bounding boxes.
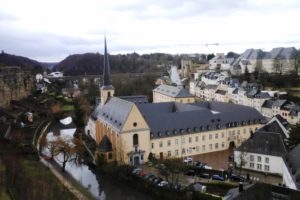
[1,0,300,62]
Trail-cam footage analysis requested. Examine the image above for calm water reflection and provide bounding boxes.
[63,160,154,200]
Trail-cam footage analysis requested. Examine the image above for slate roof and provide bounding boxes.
[153,85,194,98]
[264,47,297,59]
[137,101,264,139]
[259,120,288,139]
[205,85,218,90]
[241,49,264,60]
[118,95,148,104]
[236,131,287,157]
[92,97,134,131]
[215,90,227,95]
[254,92,270,99]
[262,100,275,109]
[102,37,112,87]
[98,135,113,152]
[285,143,300,189]
[273,100,288,108]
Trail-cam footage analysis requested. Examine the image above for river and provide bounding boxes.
[62,160,154,200]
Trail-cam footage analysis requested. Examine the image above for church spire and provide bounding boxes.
[100,36,114,106]
[103,37,112,87]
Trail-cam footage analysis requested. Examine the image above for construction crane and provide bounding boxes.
[204,43,219,47]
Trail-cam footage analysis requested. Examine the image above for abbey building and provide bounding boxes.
[86,39,264,166]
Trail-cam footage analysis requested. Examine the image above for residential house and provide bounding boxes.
[153,85,195,103]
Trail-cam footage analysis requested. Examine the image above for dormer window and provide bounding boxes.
[207,125,210,130]
[166,130,170,136]
[158,132,162,137]
[180,129,184,134]
[216,124,221,129]
[173,130,178,135]
[194,127,198,132]
[187,128,192,133]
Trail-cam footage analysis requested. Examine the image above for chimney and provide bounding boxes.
[239,182,243,192]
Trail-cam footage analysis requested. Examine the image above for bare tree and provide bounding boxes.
[54,138,85,172]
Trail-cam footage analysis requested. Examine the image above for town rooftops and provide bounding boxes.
[153,84,194,98]
[137,101,264,139]
[236,131,287,157]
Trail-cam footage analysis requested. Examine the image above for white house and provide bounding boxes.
[234,116,289,176]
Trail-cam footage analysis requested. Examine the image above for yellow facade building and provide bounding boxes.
[153,84,195,103]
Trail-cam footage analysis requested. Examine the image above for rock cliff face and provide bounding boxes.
[0,67,33,108]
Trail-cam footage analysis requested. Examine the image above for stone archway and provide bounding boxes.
[229,141,236,149]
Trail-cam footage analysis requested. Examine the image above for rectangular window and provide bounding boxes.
[209,144,213,150]
[195,136,199,142]
[189,137,192,143]
[182,148,185,154]
[264,165,270,171]
[250,155,254,162]
[209,134,212,140]
[189,147,192,153]
[250,163,254,168]
[243,129,246,134]
[202,145,206,151]
[196,146,199,152]
[237,130,240,135]
[168,151,171,157]
[108,153,113,160]
[215,143,219,149]
[232,130,236,136]
[202,135,206,141]
[257,164,262,170]
[159,141,163,148]
[221,142,225,148]
[265,157,269,163]
[151,143,154,149]
[222,132,225,138]
[215,133,218,139]
[175,150,179,156]
[175,139,179,146]
[167,140,171,146]
[182,138,185,144]
[257,156,261,162]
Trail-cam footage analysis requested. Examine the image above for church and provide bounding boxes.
[86,39,265,166]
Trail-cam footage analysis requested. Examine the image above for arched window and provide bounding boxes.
[133,134,139,146]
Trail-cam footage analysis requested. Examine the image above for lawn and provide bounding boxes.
[62,105,75,111]
[0,161,10,200]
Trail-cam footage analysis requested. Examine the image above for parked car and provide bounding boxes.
[148,175,157,182]
[138,171,147,177]
[194,161,206,168]
[230,174,245,182]
[183,157,193,164]
[158,181,169,187]
[144,173,155,180]
[203,165,213,170]
[155,163,166,170]
[198,173,210,179]
[132,168,142,174]
[153,177,163,184]
[212,174,225,181]
[184,170,195,176]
